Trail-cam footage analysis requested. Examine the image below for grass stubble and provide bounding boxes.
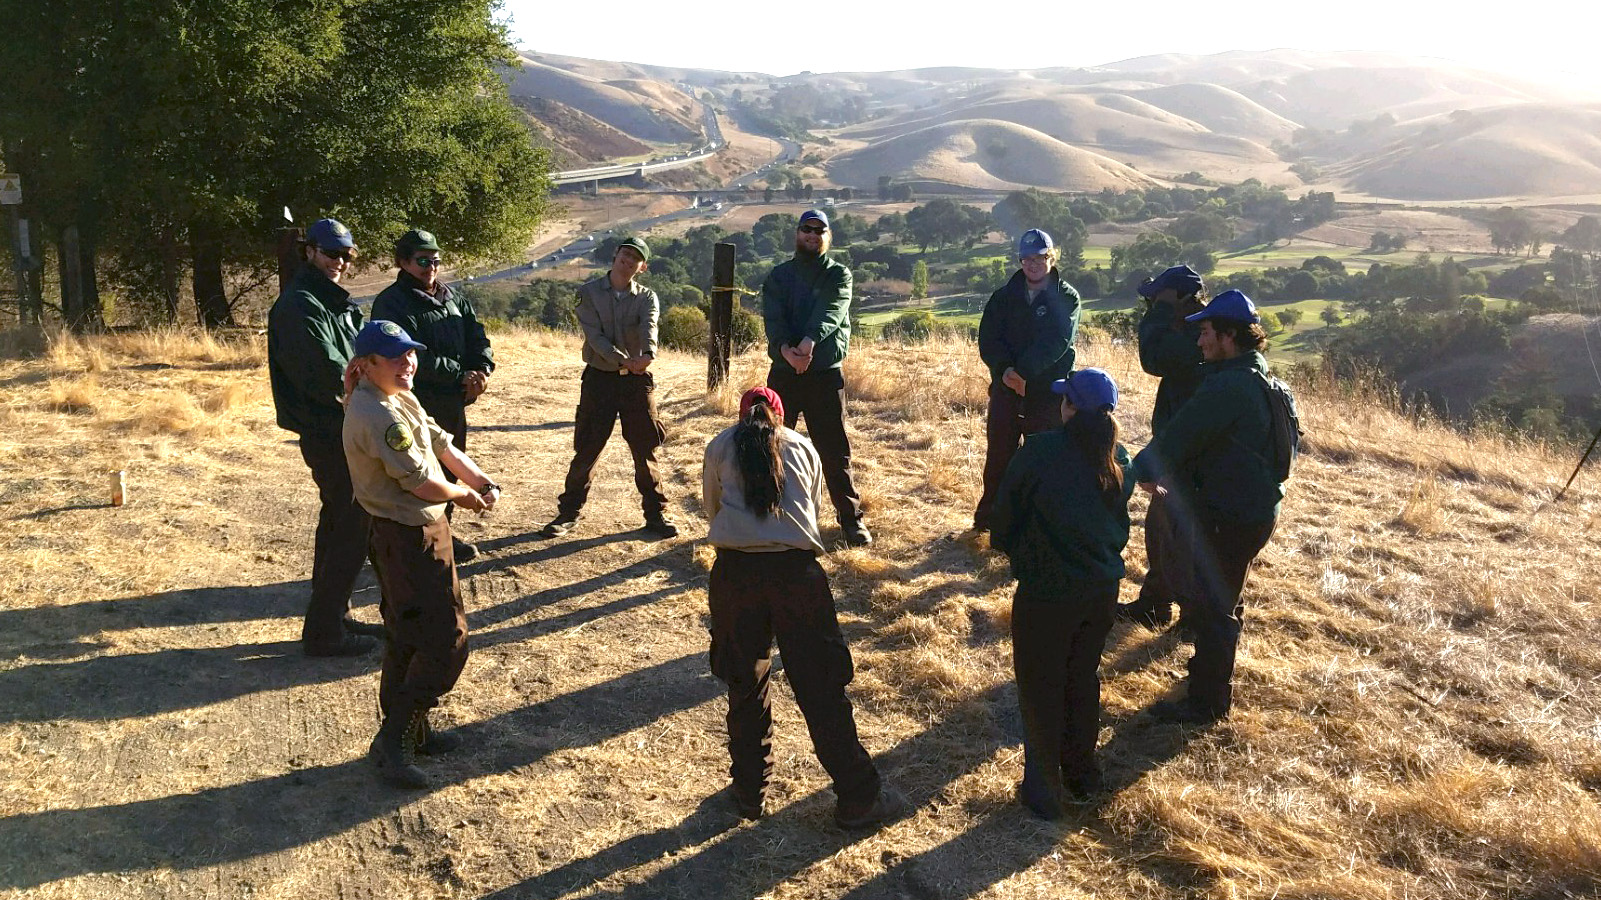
[1,325,1600,899]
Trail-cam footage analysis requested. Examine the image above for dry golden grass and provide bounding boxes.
[3,324,1601,899]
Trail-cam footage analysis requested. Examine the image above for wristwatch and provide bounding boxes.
[480,482,501,494]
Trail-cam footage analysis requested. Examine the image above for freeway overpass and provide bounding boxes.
[551,103,724,188]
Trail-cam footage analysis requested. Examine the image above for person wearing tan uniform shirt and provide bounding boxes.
[702,386,903,829]
[343,320,501,789]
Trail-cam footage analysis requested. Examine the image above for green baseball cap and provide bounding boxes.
[615,236,650,261]
[396,228,441,255]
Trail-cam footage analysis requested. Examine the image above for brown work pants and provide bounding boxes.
[371,516,468,716]
[708,548,880,808]
[297,431,373,648]
[974,384,1061,531]
[557,367,667,518]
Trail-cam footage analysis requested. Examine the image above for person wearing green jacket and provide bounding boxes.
[991,368,1133,818]
[974,228,1082,532]
[1134,290,1283,723]
[372,228,495,562]
[761,210,869,547]
[1120,264,1205,629]
[267,218,383,657]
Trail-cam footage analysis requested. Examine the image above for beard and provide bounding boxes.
[794,236,829,259]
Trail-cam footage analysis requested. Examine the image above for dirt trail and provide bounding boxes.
[0,337,1008,899]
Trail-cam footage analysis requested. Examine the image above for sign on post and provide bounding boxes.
[0,174,21,206]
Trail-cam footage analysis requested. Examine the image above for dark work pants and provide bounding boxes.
[1185,516,1276,715]
[372,516,468,716]
[1136,489,1194,613]
[767,365,863,528]
[974,384,1061,530]
[708,548,880,809]
[1011,579,1117,811]
[416,390,468,483]
[297,432,373,648]
[557,367,667,518]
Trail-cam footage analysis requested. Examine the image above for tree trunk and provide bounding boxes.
[58,224,103,333]
[192,238,232,328]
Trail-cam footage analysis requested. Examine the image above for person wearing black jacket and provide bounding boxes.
[974,228,1082,532]
[991,368,1133,818]
[267,217,383,657]
[1119,265,1206,629]
[372,229,495,562]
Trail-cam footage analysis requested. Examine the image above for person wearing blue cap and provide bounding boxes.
[761,209,871,547]
[1133,289,1283,724]
[343,320,502,788]
[990,368,1134,817]
[268,217,386,657]
[373,228,496,563]
[1120,264,1207,630]
[974,228,1083,532]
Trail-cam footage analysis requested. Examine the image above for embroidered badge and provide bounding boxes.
[1035,305,1047,316]
[384,422,413,452]
[380,321,402,336]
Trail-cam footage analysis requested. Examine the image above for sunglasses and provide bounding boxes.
[413,256,441,268]
[797,224,827,235]
[318,247,355,262]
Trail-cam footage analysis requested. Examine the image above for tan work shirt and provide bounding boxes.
[575,274,659,371]
[702,423,826,554]
[343,380,454,526]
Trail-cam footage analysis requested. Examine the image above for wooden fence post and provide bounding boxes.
[708,241,735,389]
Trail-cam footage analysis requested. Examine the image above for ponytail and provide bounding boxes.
[733,400,786,518]
[1065,407,1123,511]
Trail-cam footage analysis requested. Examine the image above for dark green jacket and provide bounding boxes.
[371,272,494,407]
[1134,350,1283,525]
[268,265,362,438]
[1137,297,1204,435]
[761,252,851,370]
[977,269,1082,396]
[991,431,1134,588]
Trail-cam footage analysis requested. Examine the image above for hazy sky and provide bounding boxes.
[504,1,1597,91]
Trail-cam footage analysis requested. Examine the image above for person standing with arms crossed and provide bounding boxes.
[990,369,1133,818]
[343,320,502,788]
[1119,264,1206,629]
[703,386,905,828]
[372,228,495,563]
[762,210,871,547]
[974,228,1082,533]
[539,237,677,539]
[268,217,384,657]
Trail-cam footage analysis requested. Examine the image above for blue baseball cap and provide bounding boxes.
[1137,264,1204,299]
[1051,367,1118,411]
[1018,229,1053,258]
[307,218,356,251]
[798,209,830,229]
[1186,289,1260,325]
[354,320,427,358]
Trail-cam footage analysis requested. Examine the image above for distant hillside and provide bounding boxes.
[517,97,652,168]
[515,49,1601,202]
[828,119,1157,192]
[1336,104,1601,200]
[507,55,702,145]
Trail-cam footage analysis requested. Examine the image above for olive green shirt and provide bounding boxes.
[343,381,454,526]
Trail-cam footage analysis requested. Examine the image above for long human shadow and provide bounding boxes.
[481,676,1208,900]
[466,544,699,632]
[0,579,325,656]
[0,545,695,723]
[472,421,572,433]
[477,683,1013,900]
[0,651,723,891]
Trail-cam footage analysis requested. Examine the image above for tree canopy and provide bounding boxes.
[0,0,551,328]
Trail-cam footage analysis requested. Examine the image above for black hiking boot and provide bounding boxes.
[370,710,429,788]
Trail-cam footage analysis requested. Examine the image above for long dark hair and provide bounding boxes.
[734,399,786,518]
[1065,406,1123,511]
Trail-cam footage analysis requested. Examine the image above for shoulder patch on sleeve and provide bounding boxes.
[384,422,413,452]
